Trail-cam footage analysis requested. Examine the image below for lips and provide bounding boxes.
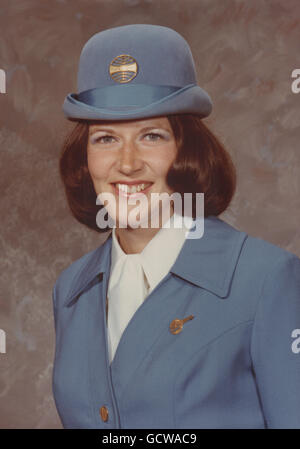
[111,181,153,198]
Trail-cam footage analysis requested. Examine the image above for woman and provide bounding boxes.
[52,24,300,429]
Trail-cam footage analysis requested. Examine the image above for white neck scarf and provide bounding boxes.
[107,253,148,364]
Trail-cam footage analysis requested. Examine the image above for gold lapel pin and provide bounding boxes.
[169,315,195,335]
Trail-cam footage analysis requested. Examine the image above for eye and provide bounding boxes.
[90,134,116,144]
[143,132,164,142]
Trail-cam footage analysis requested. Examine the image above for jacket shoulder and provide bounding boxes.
[241,231,300,270]
[215,216,299,274]
[234,224,300,279]
[52,235,110,305]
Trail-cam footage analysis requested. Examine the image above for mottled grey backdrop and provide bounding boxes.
[0,0,299,428]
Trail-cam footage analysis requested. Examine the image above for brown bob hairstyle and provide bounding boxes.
[59,114,236,233]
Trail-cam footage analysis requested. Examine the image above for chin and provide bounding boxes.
[114,209,150,229]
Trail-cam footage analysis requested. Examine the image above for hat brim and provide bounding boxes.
[62,84,212,121]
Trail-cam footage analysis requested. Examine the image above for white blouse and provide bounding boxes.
[106,213,194,364]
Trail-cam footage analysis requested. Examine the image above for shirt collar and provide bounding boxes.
[63,216,248,307]
[109,212,195,292]
[138,212,194,292]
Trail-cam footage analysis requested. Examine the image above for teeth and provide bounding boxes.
[115,183,151,194]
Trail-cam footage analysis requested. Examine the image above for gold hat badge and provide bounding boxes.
[169,315,195,335]
[109,54,138,83]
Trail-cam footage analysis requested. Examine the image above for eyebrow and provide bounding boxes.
[89,125,171,135]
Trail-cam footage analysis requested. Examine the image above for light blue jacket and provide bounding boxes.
[52,216,300,429]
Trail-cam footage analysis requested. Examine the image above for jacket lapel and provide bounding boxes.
[63,233,112,308]
[171,215,248,298]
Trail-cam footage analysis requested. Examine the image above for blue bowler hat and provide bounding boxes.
[62,24,212,120]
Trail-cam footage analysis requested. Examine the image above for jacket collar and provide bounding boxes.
[63,216,248,307]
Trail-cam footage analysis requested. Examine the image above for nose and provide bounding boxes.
[117,138,144,175]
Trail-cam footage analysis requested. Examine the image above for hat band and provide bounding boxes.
[74,84,184,111]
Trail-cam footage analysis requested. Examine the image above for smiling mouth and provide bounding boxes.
[112,182,153,196]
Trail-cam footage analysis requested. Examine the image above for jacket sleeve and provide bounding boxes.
[250,253,300,428]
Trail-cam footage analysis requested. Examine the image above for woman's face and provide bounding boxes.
[87,116,178,229]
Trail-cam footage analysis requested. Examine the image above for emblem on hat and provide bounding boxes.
[109,54,138,83]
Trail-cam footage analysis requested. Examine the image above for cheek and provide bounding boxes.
[87,152,110,181]
[149,146,177,178]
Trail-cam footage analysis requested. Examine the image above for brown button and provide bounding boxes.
[100,405,109,422]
